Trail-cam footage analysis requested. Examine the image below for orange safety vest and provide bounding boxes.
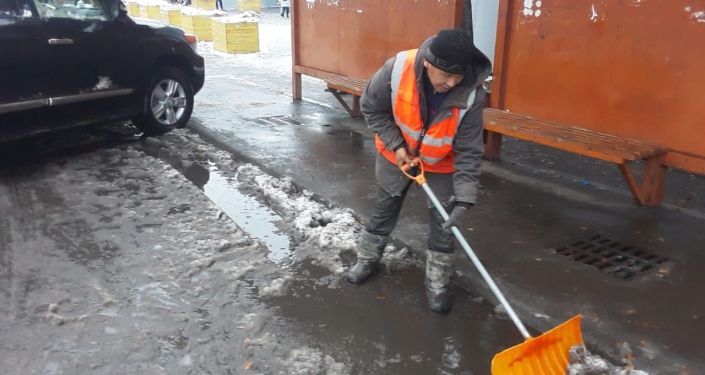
[374,49,476,174]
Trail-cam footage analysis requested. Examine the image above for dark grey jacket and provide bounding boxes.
[360,37,492,204]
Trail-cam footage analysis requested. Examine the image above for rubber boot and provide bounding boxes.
[425,250,455,314]
[346,232,388,286]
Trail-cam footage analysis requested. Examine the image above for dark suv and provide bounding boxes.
[0,0,204,140]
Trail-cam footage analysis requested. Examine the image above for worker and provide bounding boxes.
[346,28,491,314]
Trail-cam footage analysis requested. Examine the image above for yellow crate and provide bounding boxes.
[160,8,181,26]
[212,21,259,54]
[238,0,260,12]
[181,14,213,41]
[128,2,140,16]
[192,0,215,10]
[139,4,160,19]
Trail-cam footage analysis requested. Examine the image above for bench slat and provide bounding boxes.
[485,109,656,153]
[486,120,654,159]
[327,82,365,96]
[294,66,367,95]
[484,109,665,162]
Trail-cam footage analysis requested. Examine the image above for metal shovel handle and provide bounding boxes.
[403,164,532,339]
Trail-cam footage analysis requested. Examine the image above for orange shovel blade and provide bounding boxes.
[492,315,583,374]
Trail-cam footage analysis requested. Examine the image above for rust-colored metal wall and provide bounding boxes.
[492,0,705,174]
[292,0,463,80]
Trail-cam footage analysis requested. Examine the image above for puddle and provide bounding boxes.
[202,163,292,263]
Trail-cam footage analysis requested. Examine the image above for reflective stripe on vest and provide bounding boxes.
[375,49,478,173]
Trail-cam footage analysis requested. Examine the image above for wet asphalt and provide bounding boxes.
[184,10,705,374]
[1,9,704,375]
[0,125,525,374]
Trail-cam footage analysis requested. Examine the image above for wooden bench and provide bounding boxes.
[483,108,668,206]
[324,75,367,119]
[292,66,367,118]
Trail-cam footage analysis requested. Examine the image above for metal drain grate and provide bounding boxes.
[552,234,668,280]
[251,115,303,126]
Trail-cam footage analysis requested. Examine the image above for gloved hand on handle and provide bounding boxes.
[442,200,473,230]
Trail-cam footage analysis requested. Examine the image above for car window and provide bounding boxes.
[32,0,109,21]
[0,0,36,18]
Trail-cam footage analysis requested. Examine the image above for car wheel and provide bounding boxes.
[134,67,194,135]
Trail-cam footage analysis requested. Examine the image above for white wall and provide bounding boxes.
[471,0,500,65]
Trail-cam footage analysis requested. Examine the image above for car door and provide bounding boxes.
[30,0,134,103]
[0,0,50,111]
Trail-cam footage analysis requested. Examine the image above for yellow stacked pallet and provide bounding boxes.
[128,2,140,16]
[139,4,159,19]
[146,5,161,19]
[160,7,181,26]
[193,0,215,10]
[212,20,259,54]
[181,14,213,41]
[238,0,260,12]
[159,7,169,23]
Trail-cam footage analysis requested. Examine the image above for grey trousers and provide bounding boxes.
[365,168,456,253]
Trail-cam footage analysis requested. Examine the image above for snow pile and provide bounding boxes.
[180,6,227,16]
[214,10,261,23]
[236,163,362,274]
[568,345,648,375]
[158,3,181,10]
[285,347,349,375]
[132,0,168,6]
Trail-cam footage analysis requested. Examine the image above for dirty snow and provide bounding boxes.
[0,136,350,373]
[569,345,649,375]
[94,76,113,90]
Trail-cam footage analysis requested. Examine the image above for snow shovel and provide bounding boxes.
[401,161,583,374]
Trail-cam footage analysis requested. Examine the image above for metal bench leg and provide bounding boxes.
[619,155,666,206]
[484,130,503,160]
[641,155,667,205]
[293,72,302,101]
[351,95,362,118]
[329,90,355,117]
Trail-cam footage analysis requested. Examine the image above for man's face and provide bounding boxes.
[423,60,464,93]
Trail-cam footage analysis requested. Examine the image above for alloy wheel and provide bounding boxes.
[150,79,188,126]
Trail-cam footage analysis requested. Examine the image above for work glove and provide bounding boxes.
[442,202,472,230]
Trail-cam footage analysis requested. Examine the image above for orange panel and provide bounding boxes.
[494,0,705,173]
[293,0,462,80]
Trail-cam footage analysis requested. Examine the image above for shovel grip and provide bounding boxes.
[400,158,426,185]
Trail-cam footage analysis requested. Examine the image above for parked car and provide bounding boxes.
[0,0,204,141]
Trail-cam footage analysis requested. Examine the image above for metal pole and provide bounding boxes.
[421,182,532,339]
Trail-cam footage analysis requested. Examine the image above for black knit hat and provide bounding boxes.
[426,29,476,74]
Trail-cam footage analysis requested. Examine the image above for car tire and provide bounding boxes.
[133,67,194,135]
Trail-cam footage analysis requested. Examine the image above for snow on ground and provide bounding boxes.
[0,134,350,374]
[143,129,416,288]
[568,346,648,375]
[237,163,359,273]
